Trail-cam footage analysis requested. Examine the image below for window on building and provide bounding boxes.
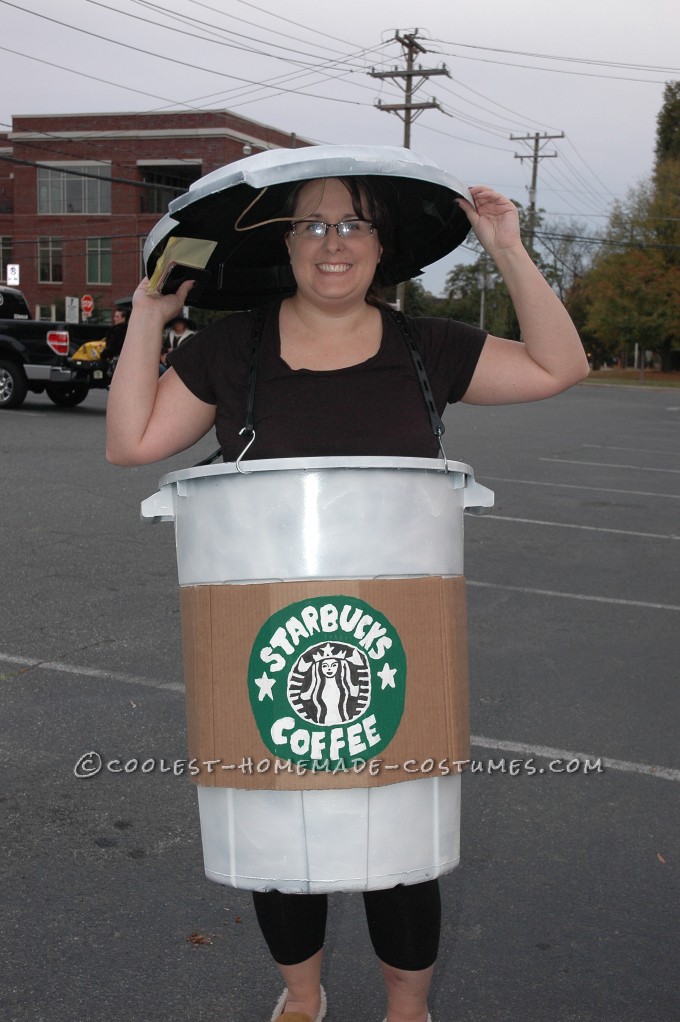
[138,164,202,214]
[37,164,111,214]
[0,236,13,281]
[38,238,63,283]
[87,237,112,284]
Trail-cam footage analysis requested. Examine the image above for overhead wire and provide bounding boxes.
[563,138,620,200]
[435,79,548,135]
[533,168,602,219]
[230,0,365,50]
[413,117,516,154]
[89,0,401,116]
[0,0,383,108]
[443,75,563,134]
[129,0,360,61]
[429,36,679,83]
[537,161,609,217]
[87,0,365,72]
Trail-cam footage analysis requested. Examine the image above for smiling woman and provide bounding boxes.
[106,145,588,1022]
[280,178,385,355]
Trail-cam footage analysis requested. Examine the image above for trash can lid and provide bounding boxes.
[155,455,469,488]
[143,145,473,311]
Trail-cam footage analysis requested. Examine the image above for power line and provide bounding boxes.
[134,0,355,58]
[231,0,364,50]
[0,0,376,106]
[564,139,620,201]
[86,0,365,72]
[430,37,680,81]
[539,161,608,217]
[444,75,563,134]
[435,78,547,135]
[534,230,680,251]
[0,152,173,191]
[414,117,515,153]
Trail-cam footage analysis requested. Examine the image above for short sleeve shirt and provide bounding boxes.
[167,300,486,461]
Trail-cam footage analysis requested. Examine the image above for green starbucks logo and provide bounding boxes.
[248,596,406,770]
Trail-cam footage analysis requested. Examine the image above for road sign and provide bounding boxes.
[7,264,20,286]
[65,297,80,324]
[81,294,94,318]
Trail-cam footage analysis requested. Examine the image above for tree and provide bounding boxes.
[442,263,485,326]
[655,81,680,165]
[403,278,431,316]
[535,219,594,302]
[565,276,605,368]
[581,246,679,366]
[569,81,680,370]
[575,151,680,368]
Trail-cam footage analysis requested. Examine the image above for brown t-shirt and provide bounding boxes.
[168,300,486,462]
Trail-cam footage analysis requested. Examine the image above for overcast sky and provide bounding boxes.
[2,0,678,293]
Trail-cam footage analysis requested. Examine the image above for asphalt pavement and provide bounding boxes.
[0,382,678,1022]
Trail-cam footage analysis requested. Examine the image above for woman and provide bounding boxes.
[107,172,589,1022]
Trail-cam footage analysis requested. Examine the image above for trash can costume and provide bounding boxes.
[141,147,494,895]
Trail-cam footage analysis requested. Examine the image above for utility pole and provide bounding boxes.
[370,29,450,309]
[510,131,564,252]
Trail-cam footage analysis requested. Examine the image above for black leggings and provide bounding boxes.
[252,879,441,971]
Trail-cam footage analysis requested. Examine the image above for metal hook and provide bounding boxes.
[235,428,256,473]
[437,431,449,471]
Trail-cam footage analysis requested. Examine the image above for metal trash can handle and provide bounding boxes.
[462,471,494,515]
[140,486,175,523]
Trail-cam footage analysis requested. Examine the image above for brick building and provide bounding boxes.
[0,109,310,322]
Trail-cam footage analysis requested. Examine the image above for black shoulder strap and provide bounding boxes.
[387,307,446,442]
[241,303,267,436]
[193,304,267,467]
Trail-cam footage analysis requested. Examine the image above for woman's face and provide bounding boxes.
[285,178,382,307]
[321,659,339,678]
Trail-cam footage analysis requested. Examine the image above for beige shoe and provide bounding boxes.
[271,984,327,1022]
[381,1016,432,1022]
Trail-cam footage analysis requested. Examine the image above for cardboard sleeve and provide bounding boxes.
[179,576,470,790]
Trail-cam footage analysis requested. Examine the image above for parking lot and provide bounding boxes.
[1,382,678,1022]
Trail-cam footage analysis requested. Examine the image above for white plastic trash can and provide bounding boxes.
[142,456,493,893]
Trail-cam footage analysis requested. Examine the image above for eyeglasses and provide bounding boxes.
[289,219,376,239]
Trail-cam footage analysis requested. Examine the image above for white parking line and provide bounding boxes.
[1,652,676,784]
[482,476,680,500]
[583,444,680,457]
[0,653,183,692]
[479,514,678,541]
[467,580,680,612]
[541,458,680,474]
[471,735,680,783]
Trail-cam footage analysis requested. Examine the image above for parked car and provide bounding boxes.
[0,286,109,409]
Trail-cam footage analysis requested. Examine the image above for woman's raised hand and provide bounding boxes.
[457,186,523,257]
[132,276,196,323]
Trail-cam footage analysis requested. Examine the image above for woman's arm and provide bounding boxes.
[458,187,590,405]
[105,278,217,466]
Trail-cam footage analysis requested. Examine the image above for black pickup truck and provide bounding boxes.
[0,286,111,409]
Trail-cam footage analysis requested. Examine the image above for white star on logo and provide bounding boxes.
[378,663,397,689]
[254,672,276,701]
